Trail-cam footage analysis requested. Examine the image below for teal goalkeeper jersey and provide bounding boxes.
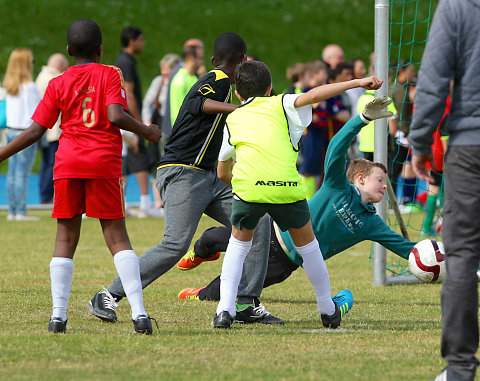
[279,115,415,266]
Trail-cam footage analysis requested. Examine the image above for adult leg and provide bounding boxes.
[107,167,215,297]
[39,138,50,203]
[45,141,58,202]
[13,141,37,216]
[441,146,480,380]
[6,129,21,216]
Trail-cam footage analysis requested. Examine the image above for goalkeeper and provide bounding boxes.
[177,97,416,303]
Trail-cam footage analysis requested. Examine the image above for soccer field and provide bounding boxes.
[0,211,444,380]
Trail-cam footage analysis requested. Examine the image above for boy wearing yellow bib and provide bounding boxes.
[214,60,385,328]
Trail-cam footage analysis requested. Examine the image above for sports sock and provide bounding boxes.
[50,257,74,322]
[217,235,252,317]
[113,250,147,320]
[296,239,335,316]
[422,194,438,233]
[140,194,151,211]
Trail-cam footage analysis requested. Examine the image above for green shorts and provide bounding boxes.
[231,197,310,232]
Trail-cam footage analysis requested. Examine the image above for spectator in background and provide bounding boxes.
[410,0,480,379]
[142,53,181,210]
[36,53,69,204]
[390,60,417,204]
[285,62,305,94]
[3,48,41,221]
[169,45,204,128]
[161,39,204,138]
[346,58,367,116]
[115,26,160,218]
[298,60,330,198]
[322,44,345,69]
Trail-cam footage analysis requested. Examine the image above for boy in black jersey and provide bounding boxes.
[87,32,282,325]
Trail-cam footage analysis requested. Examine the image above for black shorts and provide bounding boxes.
[263,220,300,287]
[125,135,149,174]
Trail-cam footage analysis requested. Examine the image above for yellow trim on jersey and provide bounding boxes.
[106,65,125,87]
[210,69,229,81]
[195,86,232,166]
[157,163,206,171]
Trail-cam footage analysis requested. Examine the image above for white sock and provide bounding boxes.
[296,239,335,315]
[140,194,151,211]
[216,236,252,316]
[50,257,74,322]
[113,250,147,320]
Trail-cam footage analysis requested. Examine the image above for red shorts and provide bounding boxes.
[52,178,126,219]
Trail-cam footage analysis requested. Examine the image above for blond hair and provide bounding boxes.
[347,159,387,184]
[159,53,181,70]
[3,48,34,96]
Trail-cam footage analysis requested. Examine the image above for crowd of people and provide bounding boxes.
[0,28,445,233]
[0,14,467,380]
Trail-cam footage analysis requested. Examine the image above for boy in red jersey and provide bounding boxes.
[0,19,161,334]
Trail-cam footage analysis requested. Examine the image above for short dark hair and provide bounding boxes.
[67,19,102,58]
[213,32,246,65]
[120,26,142,48]
[329,62,353,81]
[235,60,271,99]
[182,45,198,59]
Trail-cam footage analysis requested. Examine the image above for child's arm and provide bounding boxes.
[367,215,416,259]
[323,97,393,189]
[108,104,162,144]
[203,99,237,115]
[0,122,47,162]
[294,76,383,108]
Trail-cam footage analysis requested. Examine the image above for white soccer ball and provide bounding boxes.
[408,239,446,282]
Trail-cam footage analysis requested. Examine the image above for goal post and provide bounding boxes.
[372,0,437,286]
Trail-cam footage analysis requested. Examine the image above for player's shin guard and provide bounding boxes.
[296,239,335,316]
[113,250,147,320]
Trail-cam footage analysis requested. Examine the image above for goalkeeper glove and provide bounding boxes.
[362,96,394,121]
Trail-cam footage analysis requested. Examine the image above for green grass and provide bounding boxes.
[0,211,447,380]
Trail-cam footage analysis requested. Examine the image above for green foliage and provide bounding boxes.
[0,0,434,93]
[0,212,444,380]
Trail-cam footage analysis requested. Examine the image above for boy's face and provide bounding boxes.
[312,69,328,86]
[356,167,387,204]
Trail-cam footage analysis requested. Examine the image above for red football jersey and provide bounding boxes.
[32,63,127,179]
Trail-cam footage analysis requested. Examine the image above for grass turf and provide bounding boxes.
[0,210,445,380]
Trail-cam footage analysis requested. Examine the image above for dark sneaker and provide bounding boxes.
[213,310,234,329]
[321,303,342,329]
[132,315,155,335]
[48,317,67,333]
[235,302,284,325]
[86,288,118,322]
[321,289,354,329]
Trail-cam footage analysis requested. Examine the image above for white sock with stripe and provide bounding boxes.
[50,257,74,322]
[113,250,147,320]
